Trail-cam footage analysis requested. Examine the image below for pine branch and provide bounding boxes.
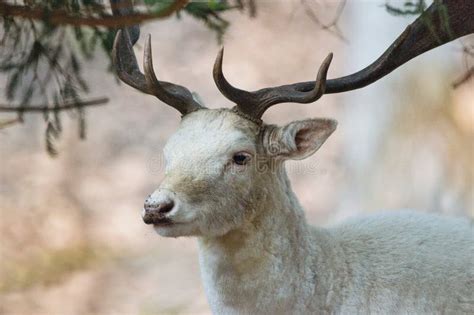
[0,1,189,27]
[0,97,109,112]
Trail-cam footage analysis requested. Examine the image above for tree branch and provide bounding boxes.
[296,0,474,94]
[301,0,347,42]
[0,1,189,27]
[0,97,109,112]
[452,66,474,88]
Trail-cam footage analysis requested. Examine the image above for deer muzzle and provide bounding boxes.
[143,191,175,225]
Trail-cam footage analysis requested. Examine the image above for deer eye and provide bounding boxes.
[232,152,251,166]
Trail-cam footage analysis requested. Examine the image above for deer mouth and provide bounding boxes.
[143,213,174,226]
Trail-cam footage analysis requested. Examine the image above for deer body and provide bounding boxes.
[110,24,474,314]
[199,206,473,314]
[196,147,473,314]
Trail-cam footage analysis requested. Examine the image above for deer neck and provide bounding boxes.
[197,168,333,312]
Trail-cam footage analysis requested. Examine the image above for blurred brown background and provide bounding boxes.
[1,1,473,314]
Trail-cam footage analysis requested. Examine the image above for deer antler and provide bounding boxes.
[213,49,333,120]
[112,29,203,115]
[214,0,474,121]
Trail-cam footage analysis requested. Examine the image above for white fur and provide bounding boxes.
[146,108,474,314]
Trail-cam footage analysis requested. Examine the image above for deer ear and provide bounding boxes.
[262,118,337,160]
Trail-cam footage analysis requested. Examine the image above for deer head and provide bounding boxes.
[112,0,474,237]
[112,29,336,237]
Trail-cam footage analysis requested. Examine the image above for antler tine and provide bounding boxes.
[112,30,203,116]
[213,47,255,108]
[143,34,203,115]
[112,29,148,93]
[304,53,333,101]
[213,48,333,120]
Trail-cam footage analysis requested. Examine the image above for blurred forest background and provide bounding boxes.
[0,0,473,314]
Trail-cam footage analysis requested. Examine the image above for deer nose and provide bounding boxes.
[143,195,175,224]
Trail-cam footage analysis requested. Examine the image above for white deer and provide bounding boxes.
[112,24,474,314]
